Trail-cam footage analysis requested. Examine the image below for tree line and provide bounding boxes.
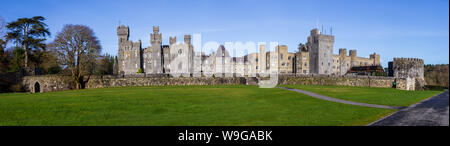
[424,64,449,88]
[0,16,119,89]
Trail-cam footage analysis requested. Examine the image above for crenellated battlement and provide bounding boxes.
[393,57,424,63]
[117,25,129,36]
[393,57,425,90]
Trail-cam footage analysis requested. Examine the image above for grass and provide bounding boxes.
[0,85,394,126]
[281,85,444,107]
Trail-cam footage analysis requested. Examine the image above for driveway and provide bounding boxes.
[370,90,449,126]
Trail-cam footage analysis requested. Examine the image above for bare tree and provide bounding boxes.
[50,24,101,89]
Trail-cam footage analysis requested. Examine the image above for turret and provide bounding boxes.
[339,48,347,57]
[151,26,162,45]
[117,25,129,43]
[170,36,176,45]
[349,50,357,60]
[153,26,159,33]
[184,35,191,44]
[370,52,380,65]
[311,28,320,35]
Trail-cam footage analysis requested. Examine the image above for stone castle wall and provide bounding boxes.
[21,75,246,92]
[85,76,246,89]
[277,74,406,89]
[23,75,74,93]
[21,74,411,93]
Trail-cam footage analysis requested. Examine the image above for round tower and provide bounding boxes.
[393,57,425,90]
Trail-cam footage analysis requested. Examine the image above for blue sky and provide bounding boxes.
[1,0,448,67]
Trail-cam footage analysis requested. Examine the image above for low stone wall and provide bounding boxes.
[277,74,407,90]
[21,74,411,93]
[85,76,246,89]
[21,75,246,93]
[22,75,74,93]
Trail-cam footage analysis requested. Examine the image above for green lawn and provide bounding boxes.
[281,85,444,107]
[0,85,393,126]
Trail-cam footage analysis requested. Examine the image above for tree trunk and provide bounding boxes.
[75,82,81,90]
[75,75,86,90]
[24,43,28,68]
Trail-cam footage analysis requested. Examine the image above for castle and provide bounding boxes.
[117,26,381,77]
[16,26,426,94]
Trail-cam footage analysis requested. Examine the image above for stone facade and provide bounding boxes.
[393,58,425,90]
[295,44,309,74]
[22,75,74,93]
[118,26,383,77]
[117,25,142,75]
[306,28,381,75]
[308,28,335,75]
[332,49,380,75]
[169,35,194,77]
[275,45,296,73]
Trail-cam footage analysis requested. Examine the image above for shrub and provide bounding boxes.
[137,68,143,73]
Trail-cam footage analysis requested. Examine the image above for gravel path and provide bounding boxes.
[279,87,400,109]
[369,90,449,126]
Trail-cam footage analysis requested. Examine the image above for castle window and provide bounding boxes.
[322,62,323,66]
[305,63,307,66]
[282,63,285,66]
[288,56,291,60]
[280,54,284,59]
[328,63,330,66]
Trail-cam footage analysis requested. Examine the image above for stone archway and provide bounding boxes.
[34,82,41,93]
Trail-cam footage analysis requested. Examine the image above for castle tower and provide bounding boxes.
[149,26,163,74]
[339,48,347,57]
[117,25,142,75]
[184,35,191,44]
[349,50,357,66]
[307,28,335,74]
[117,25,129,75]
[117,25,129,43]
[370,52,380,65]
[296,44,310,74]
[169,36,176,45]
[393,58,425,90]
[183,35,194,75]
[338,48,348,75]
[259,44,267,75]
